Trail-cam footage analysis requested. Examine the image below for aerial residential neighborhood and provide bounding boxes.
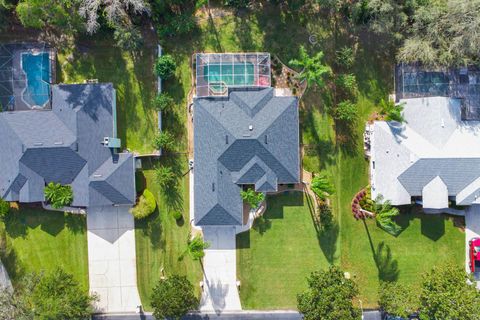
[0,1,479,320]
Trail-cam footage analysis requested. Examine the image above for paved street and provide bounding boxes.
[87,206,142,313]
[93,310,381,320]
[200,226,242,312]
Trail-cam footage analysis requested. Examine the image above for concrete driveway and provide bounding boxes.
[200,226,241,312]
[465,205,480,282]
[87,206,141,313]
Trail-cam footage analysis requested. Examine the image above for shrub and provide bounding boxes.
[152,93,174,112]
[335,73,358,99]
[172,211,182,220]
[334,100,358,123]
[130,189,157,219]
[336,46,355,69]
[155,166,176,188]
[318,203,334,230]
[154,55,176,79]
[151,275,199,320]
[44,182,73,209]
[153,131,175,151]
[183,235,210,260]
[0,198,9,220]
[311,174,335,200]
[240,188,265,209]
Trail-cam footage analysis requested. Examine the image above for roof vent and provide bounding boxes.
[226,135,229,144]
[54,141,63,145]
[249,125,253,131]
[93,174,102,178]
[441,118,445,128]
[264,135,268,144]
[33,142,43,146]
[212,183,215,192]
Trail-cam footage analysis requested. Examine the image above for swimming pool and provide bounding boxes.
[21,52,50,107]
[203,62,255,86]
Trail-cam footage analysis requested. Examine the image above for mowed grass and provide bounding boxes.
[134,163,203,310]
[57,37,158,154]
[0,207,88,289]
[237,191,333,309]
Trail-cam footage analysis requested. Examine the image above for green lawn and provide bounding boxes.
[0,207,88,289]
[57,36,158,154]
[134,161,203,310]
[237,191,333,309]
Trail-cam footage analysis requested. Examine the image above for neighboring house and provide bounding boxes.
[0,43,134,208]
[193,87,300,226]
[369,96,480,210]
[0,83,136,207]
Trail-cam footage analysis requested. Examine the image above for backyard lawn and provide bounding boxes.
[57,36,158,154]
[0,207,88,289]
[237,191,333,309]
[134,160,203,310]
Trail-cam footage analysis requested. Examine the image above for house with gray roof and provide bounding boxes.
[193,88,300,226]
[0,83,135,207]
[369,96,480,210]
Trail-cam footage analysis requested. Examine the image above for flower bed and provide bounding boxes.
[351,187,375,220]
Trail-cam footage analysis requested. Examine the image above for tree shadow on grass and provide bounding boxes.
[137,209,164,250]
[304,189,339,264]
[64,214,85,235]
[0,246,25,284]
[4,211,28,239]
[363,220,399,282]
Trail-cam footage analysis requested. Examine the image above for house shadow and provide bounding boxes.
[420,215,445,241]
[252,191,304,235]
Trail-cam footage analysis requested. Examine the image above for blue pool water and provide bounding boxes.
[21,52,50,107]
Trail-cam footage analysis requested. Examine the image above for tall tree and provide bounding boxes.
[399,0,480,66]
[379,281,418,318]
[79,0,149,34]
[151,275,199,320]
[419,264,480,320]
[297,266,361,320]
[289,46,332,89]
[16,0,82,32]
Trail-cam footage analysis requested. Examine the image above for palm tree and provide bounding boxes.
[183,235,210,261]
[311,174,335,201]
[154,166,176,188]
[289,46,332,89]
[374,196,402,235]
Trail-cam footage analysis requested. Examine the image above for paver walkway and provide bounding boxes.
[200,226,242,312]
[465,205,480,284]
[87,206,141,313]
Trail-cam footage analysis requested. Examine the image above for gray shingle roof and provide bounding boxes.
[398,158,480,196]
[194,88,299,226]
[0,83,135,207]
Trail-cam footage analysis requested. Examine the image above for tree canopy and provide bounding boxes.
[44,182,74,209]
[398,0,480,66]
[240,188,265,209]
[379,281,418,318]
[311,174,335,201]
[151,275,199,320]
[297,266,361,320]
[419,264,480,320]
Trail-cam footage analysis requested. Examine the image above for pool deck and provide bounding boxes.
[395,64,480,120]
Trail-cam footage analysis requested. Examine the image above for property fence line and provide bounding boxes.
[157,44,163,156]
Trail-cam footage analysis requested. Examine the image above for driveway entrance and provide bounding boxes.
[200,226,242,312]
[87,206,141,313]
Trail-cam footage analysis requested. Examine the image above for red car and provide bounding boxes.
[469,238,480,273]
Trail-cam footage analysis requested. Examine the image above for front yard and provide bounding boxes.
[134,160,202,310]
[237,191,332,309]
[0,207,88,289]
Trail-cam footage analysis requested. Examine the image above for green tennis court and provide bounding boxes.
[203,62,255,86]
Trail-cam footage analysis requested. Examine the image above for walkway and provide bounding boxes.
[465,205,480,283]
[87,206,141,313]
[200,226,242,312]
